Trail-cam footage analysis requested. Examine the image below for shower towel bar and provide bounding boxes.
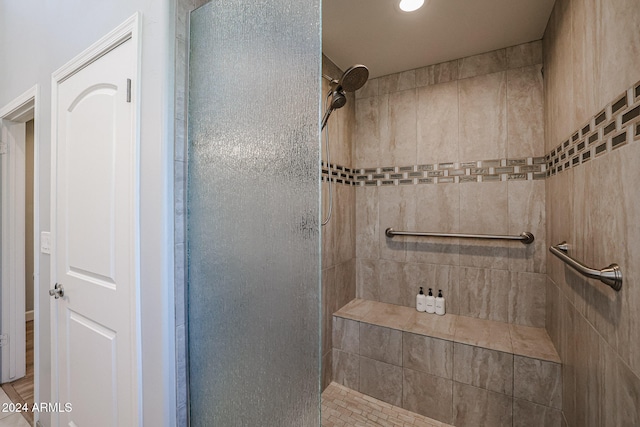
[385,228,535,245]
[549,242,622,291]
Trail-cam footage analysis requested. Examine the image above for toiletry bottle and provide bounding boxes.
[435,289,445,315]
[416,287,426,312]
[426,288,435,314]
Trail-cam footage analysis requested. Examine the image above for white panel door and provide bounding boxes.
[54,38,137,427]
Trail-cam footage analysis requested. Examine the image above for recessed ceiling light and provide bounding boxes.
[399,0,424,12]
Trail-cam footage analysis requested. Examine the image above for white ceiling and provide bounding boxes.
[323,0,556,78]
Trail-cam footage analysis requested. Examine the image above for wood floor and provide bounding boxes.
[1,321,34,425]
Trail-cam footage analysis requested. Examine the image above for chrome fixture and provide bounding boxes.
[385,228,535,245]
[321,64,369,130]
[321,64,369,226]
[549,242,622,291]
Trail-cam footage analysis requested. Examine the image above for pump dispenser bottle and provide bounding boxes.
[435,289,445,315]
[426,288,435,314]
[416,287,426,312]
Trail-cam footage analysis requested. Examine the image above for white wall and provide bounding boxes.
[0,1,176,426]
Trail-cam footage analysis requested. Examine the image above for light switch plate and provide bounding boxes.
[40,231,51,254]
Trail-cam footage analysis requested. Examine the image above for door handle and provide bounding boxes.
[49,283,64,299]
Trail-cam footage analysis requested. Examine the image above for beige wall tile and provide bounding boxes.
[378,185,416,262]
[459,181,508,235]
[458,49,507,80]
[514,356,562,409]
[403,333,453,379]
[356,77,379,99]
[404,311,457,341]
[453,343,513,395]
[459,72,507,161]
[568,163,589,316]
[334,299,376,321]
[332,349,359,389]
[458,267,510,323]
[618,145,640,378]
[510,323,560,363]
[574,313,602,427]
[359,357,403,406]
[597,0,640,108]
[398,70,416,91]
[332,317,359,354]
[601,339,640,427]
[335,258,356,310]
[546,172,575,297]
[399,263,429,308]
[386,89,417,165]
[513,398,563,427]
[454,315,512,353]
[459,240,510,271]
[453,382,512,427]
[359,323,402,366]
[416,60,459,87]
[545,278,561,352]
[355,186,379,260]
[507,65,544,158]
[542,27,555,152]
[361,301,413,330]
[506,41,543,69]
[581,147,636,373]
[379,73,400,95]
[559,294,577,425]
[407,183,460,266]
[378,259,413,306]
[403,368,454,424]
[509,272,546,327]
[417,81,459,164]
[355,96,383,168]
[508,180,546,274]
[334,185,355,264]
[322,181,336,268]
[403,263,459,314]
[356,258,380,301]
[322,350,333,391]
[570,0,599,129]
[550,0,575,139]
[323,266,336,354]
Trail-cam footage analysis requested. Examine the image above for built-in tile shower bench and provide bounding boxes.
[332,299,563,427]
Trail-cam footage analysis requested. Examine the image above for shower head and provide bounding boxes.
[321,89,347,130]
[329,89,347,109]
[337,64,369,92]
[321,64,369,130]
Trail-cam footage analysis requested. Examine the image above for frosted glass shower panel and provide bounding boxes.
[187,1,321,426]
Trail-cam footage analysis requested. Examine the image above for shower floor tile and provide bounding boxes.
[322,382,453,427]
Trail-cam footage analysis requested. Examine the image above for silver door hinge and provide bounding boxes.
[0,334,8,347]
[126,78,132,103]
[0,141,7,155]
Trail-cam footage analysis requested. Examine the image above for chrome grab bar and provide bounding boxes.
[385,228,535,245]
[549,242,622,291]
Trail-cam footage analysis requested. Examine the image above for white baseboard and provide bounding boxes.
[25,310,34,322]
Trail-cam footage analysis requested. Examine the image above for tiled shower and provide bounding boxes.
[177,0,640,425]
[321,0,640,425]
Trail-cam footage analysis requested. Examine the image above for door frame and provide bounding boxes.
[0,84,40,413]
[50,12,142,425]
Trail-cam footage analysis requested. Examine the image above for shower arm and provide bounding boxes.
[322,74,339,85]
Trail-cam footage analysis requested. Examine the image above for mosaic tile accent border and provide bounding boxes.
[323,79,640,186]
[321,161,357,185]
[322,157,547,186]
[546,79,640,176]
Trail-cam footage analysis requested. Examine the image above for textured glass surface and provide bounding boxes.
[187,1,321,426]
